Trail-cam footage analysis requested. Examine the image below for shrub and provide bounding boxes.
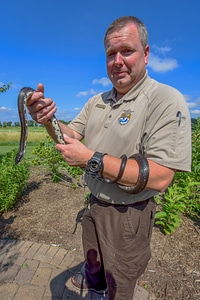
[0,150,30,212]
[155,184,187,235]
[31,135,83,184]
[155,118,200,234]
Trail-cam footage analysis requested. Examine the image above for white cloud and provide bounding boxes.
[76,88,97,97]
[196,97,200,105]
[183,94,192,102]
[0,106,11,111]
[55,109,80,122]
[151,45,172,55]
[76,77,111,98]
[187,102,197,108]
[191,109,200,115]
[148,53,179,73]
[92,77,111,86]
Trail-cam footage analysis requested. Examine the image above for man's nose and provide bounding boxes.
[114,52,123,65]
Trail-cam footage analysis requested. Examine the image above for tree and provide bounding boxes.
[6,121,12,127]
[28,120,35,127]
[0,82,12,94]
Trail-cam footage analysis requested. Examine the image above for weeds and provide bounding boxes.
[155,118,200,234]
[31,135,83,184]
[0,150,30,212]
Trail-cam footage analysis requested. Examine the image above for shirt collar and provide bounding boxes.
[105,70,150,104]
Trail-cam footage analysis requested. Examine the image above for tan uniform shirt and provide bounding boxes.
[69,72,191,204]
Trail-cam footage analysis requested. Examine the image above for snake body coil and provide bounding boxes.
[15,87,65,164]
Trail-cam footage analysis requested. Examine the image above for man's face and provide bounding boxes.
[105,24,149,98]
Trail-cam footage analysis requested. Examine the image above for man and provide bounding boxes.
[27,16,191,300]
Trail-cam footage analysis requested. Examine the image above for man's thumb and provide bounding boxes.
[37,83,44,94]
[63,134,71,143]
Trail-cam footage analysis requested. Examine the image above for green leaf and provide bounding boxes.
[155,211,167,219]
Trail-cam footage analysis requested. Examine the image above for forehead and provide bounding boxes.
[105,24,140,49]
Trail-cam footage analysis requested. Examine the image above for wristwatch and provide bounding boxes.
[86,152,106,175]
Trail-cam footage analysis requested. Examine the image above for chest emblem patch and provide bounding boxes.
[118,109,133,125]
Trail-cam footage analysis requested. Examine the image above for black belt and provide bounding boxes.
[91,194,151,207]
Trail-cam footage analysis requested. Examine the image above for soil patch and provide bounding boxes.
[1,167,200,299]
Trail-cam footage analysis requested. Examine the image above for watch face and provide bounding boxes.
[89,161,101,173]
[87,152,104,174]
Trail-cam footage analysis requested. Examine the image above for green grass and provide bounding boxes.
[0,142,38,158]
[0,126,46,133]
[0,126,47,161]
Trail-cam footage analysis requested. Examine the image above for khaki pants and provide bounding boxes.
[82,195,156,300]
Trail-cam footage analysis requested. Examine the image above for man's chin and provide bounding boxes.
[115,78,128,86]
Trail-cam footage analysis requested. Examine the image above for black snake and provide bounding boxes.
[15,87,65,164]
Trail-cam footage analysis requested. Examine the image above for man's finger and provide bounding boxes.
[37,83,44,94]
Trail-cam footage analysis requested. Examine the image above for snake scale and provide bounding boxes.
[15,87,65,164]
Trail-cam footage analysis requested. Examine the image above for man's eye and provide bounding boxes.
[121,49,133,56]
[107,52,116,58]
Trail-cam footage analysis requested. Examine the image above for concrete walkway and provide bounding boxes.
[0,238,149,300]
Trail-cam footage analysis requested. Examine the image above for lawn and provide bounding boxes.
[0,126,47,160]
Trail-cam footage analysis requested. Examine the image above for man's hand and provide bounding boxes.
[26,83,57,125]
[56,134,94,167]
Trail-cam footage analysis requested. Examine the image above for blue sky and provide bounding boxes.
[1,0,200,124]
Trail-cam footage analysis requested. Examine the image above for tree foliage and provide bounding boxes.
[0,82,12,94]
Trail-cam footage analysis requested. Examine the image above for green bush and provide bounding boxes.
[155,184,187,234]
[0,150,30,212]
[31,135,83,184]
[155,118,200,234]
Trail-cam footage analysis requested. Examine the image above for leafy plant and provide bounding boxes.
[31,135,83,184]
[0,150,30,212]
[155,185,186,234]
[155,118,200,234]
[175,175,200,216]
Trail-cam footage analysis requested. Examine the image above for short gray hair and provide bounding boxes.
[104,16,148,49]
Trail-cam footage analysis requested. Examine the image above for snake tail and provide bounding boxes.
[15,87,35,165]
